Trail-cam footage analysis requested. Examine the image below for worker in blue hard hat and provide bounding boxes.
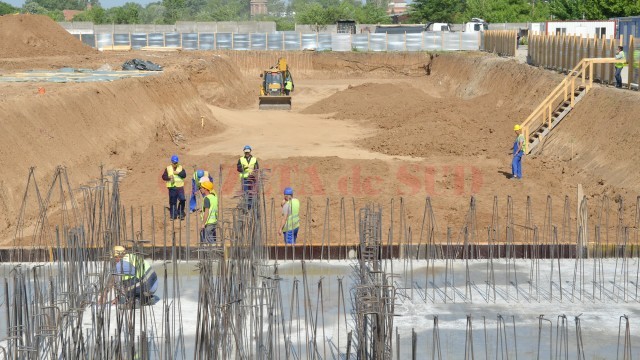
[189,169,214,213]
[161,155,187,220]
[237,145,259,209]
[280,187,300,244]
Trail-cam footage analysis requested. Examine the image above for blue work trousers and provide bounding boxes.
[615,67,623,87]
[168,187,186,219]
[512,152,523,179]
[283,228,299,245]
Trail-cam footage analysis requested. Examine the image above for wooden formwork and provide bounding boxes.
[529,33,637,88]
[484,30,517,57]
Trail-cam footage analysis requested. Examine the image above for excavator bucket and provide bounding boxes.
[258,96,292,110]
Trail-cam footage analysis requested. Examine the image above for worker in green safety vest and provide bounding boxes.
[161,155,187,220]
[614,45,627,88]
[280,187,300,244]
[284,76,293,95]
[199,180,218,243]
[190,169,213,213]
[237,145,259,210]
[102,246,158,306]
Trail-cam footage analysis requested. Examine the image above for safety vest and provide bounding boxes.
[120,254,148,281]
[201,194,218,225]
[285,80,293,91]
[615,50,626,69]
[283,198,300,232]
[166,165,184,188]
[239,156,257,179]
[193,170,210,182]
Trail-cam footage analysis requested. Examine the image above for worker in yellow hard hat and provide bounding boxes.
[102,246,158,306]
[512,124,524,180]
[199,180,218,243]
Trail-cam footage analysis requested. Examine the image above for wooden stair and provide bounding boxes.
[520,57,619,154]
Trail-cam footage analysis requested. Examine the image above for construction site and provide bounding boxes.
[1,13,640,359]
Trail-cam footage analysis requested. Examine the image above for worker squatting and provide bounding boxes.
[161,145,300,245]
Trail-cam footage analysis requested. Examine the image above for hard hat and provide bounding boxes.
[201,181,214,191]
[112,245,126,258]
[513,125,521,131]
[283,187,293,195]
[196,169,204,179]
[171,155,179,163]
[199,176,212,184]
[243,145,252,152]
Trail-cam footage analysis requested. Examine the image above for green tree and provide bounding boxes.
[26,0,84,11]
[23,1,64,20]
[267,0,285,16]
[465,0,530,22]
[194,0,248,21]
[295,2,331,25]
[550,0,583,19]
[108,2,142,23]
[410,0,465,23]
[72,5,107,22]
[140,3,166,24]
[0,1,18,14]
[354,3,390,24]
[162,0,184,23]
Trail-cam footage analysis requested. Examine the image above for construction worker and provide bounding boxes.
[161,155,187,220]
[199,180,218,243]
[614,45,626,88]
[189,169,213,213]
[106,246,158,305]
[512,125,525,180]
[280,187,300,244]
[237,145,259,208]
[284,76,293,95]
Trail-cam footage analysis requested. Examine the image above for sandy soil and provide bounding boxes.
[3,15,640,247]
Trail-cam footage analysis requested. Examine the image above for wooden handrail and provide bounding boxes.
[519,57,618,153]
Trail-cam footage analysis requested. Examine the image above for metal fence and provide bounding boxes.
[72,31,482,52]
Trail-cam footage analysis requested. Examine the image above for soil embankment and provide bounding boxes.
[0,14,96,58]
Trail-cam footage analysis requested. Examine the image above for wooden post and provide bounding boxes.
[562,35,568,70]
[609,36,615,84]
[589,61,594,90]
[628,36,635,89]
[163,32,166,47]
[570,77,576,106]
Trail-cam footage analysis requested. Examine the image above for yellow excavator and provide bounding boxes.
[259,57,293,110]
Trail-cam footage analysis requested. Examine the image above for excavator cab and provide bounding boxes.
[259,58,292,110]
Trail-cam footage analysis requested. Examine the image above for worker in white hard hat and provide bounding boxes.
[512,124,525,180]
[102,246,158,306]
[198,179,218,243]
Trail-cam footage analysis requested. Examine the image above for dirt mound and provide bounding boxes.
[302,55,565,159]
[539,87,640,193]
[0,72,221,241]
[175,54,255,109]
[0,14,95,58]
